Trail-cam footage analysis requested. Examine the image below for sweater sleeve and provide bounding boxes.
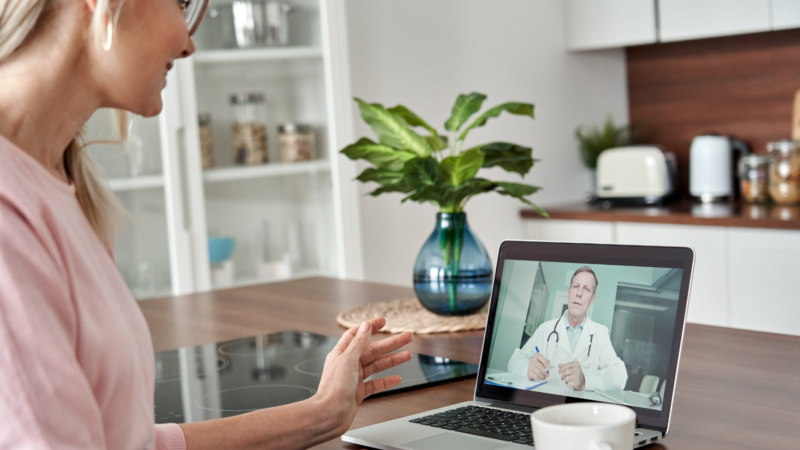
[154,424,186,450]
[0,201,106,448]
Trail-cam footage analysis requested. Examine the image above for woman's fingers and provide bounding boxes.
[331,317,388,358]
[362,374,403,401]
[369,317,387,332]
[359,331,413,366]
[362,350,412,379]
[344,321,373,361]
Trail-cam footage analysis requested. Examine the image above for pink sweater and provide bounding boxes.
[0,135,185,449]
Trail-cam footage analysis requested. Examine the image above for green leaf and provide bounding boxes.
[402,157,443,189]
[388,105,438,139]
[444,92,487,132]
[425,135,448,152]
[355,98,432,157]
[355,167,404,186]
[459,102,534,140]
[449,178,497,210]
[367,182,415,196]
[402,185,447,207]
[441,148,484,187]
[340,137,416,172]
[478,142,534,176]
[494,181,549,218]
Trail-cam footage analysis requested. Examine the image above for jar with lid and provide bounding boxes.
[738,154,770,203]
[278,123,315,162]
[768,140,800,205]
[198,113,215,169]
[230,93,267,165]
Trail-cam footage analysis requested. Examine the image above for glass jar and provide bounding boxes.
[768,140,800,205]
[278,123,315,162]
[198,113,215,169]
[737,154,770,203]
[230,93,267,165]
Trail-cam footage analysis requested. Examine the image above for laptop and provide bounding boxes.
[343,240,695,449]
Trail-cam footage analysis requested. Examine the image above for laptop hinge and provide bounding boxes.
[489,402,537,414]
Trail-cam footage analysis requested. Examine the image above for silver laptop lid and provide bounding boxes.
[474,240,694,435]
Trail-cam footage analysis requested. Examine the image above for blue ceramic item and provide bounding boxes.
[413,213,493,316]
[208,237,236,263]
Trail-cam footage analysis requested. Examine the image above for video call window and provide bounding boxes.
[484,260,682,411]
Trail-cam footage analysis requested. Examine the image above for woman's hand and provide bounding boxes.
[315,317,413,436]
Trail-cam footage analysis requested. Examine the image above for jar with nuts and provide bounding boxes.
[768,140,800,205]
[278,123,315,162]
[230,93,268,165]
[198,113,214,169]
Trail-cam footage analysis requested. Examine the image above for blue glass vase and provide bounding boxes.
[413,213,493,316]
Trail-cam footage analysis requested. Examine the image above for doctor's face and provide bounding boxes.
[567,272,596,320]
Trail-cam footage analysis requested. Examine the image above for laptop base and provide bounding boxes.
[342,401,663,449]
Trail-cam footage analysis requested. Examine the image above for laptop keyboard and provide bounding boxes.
[409,405,534,446]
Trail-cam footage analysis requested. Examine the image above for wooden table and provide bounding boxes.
[139,277,800,449]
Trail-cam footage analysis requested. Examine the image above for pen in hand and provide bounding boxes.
[535,346,549,374]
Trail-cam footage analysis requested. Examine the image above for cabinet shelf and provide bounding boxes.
[202,160,331,183]
[107,175,165,192]
[193,46,323,64]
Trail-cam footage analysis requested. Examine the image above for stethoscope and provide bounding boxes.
[545,312,594,369]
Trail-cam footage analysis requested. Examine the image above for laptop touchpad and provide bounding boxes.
[402,432,510,450]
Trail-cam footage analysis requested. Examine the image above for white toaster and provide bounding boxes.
[596,146,677,206]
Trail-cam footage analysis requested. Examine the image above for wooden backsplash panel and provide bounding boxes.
[627,29,800,195]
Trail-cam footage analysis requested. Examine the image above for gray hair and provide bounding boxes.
[570,266,598,294]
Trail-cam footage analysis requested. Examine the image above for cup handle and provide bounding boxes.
[590,442,613,450]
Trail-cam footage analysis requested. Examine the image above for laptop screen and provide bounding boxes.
[475,241,693,431]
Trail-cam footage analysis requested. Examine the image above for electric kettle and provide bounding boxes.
[689,135,750,202]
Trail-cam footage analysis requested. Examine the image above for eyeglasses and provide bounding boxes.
[184,0,212,36]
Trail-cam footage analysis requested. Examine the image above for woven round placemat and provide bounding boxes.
[336,298,489,334]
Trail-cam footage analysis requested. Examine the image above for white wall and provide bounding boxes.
[345,0,629,286]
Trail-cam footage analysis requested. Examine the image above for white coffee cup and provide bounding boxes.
[531,403,635,450]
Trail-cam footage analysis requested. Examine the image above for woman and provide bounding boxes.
[0,0,413,447]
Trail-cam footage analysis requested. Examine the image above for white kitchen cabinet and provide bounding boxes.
[523,217,800,335]
[727,228,800,336]
[89,0,362,299]
[562,0,658,50]
[771,0,800,30]
[613,223,730,328]
[523,219,614,244]
[658,0,772,42]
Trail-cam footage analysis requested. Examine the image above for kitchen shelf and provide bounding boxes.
[520,201,800,231]
[203,160,330,183]
[107,174,165,192]
[193,46,324,64]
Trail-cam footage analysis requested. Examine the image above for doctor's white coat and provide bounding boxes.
[507,313,628,392]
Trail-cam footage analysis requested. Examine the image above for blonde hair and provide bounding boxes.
[1,0,128,246]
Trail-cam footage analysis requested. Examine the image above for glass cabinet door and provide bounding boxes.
[188,0,341,289]
[84,110,173,299]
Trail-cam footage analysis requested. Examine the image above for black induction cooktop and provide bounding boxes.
[154,330,478,424]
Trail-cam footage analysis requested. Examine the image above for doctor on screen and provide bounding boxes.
[507,266,628,392]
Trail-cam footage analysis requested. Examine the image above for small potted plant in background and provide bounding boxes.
[575,116,638,193]
[341,92,547,316]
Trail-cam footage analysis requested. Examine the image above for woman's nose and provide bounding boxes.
[181,37,196,58]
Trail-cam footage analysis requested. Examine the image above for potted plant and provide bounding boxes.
[575,116,638,191]
[340,92,547,316]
